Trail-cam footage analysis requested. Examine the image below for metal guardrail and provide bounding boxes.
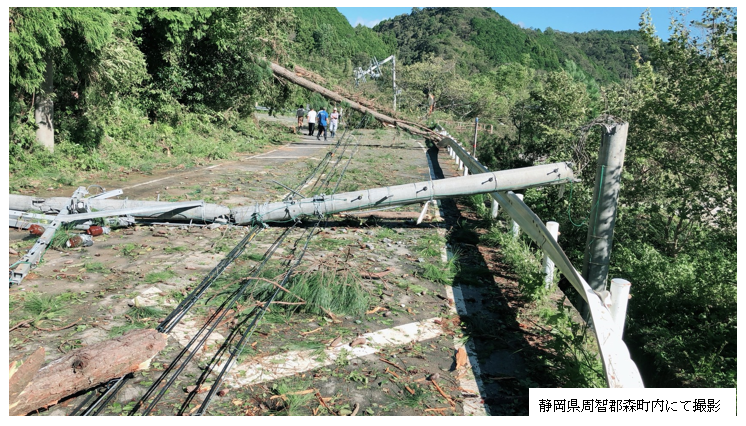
[436,119,500,134]
[437,127,644,388]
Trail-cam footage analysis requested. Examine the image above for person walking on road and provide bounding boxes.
[329,107,340,138]
[306,107,317,136]
[316,107,329,141]
[296,105,305,132]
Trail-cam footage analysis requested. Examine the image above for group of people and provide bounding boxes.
[296,106,340,141]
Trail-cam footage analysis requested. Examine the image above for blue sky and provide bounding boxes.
[337,7,712,41]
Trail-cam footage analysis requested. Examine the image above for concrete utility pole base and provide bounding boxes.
[582,122,628,292]
[581,121,628,321]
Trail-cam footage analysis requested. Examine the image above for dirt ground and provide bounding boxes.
[8,113,560,416]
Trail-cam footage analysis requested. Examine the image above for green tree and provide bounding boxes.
[398,54,471,118]
[602,7,737,387]
[511,70,591,166]
[9,7,113,152]
[616,7,737,253]
[136,8,289,120]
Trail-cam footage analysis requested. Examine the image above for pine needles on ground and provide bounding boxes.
[24,292,70,321]
[249,265,370,317]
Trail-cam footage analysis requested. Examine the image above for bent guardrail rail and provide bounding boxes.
[437,128,644,388]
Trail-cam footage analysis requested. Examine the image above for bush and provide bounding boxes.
[611,243,736,387]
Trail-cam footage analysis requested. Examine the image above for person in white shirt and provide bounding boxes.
[306,108,317,136]
[329,107,340,138]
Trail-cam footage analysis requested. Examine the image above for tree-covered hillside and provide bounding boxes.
[290,7,396,80]
[374,7,647,83]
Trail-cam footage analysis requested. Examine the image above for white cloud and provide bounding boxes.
[517,21,525,28]
[354,17,382,28]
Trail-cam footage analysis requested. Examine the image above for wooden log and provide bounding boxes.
[269,62,444,143]
[9,328,167,416]
[9,347,46,405]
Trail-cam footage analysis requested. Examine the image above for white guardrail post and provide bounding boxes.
[511,193,524,237]
[436,127,644,388]
[543,221,559,288]
[490,198,500,219]
[609,278,632,341]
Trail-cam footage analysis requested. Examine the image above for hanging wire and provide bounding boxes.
[568,165,605,228]
[81,104,378,416]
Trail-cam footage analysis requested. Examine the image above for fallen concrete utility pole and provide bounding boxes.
[9,188,227,286]
[11,163,573,229]
[269,62,442,142]
[9,195,229,223]
[9,210,133,231]
[232,162,574,224]
[9,328,167,416]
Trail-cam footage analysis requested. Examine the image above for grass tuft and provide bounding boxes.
[144,270,176,284]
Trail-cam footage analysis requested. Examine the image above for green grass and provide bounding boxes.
[407,284,428,294]
[47,226,79,250]
[310,237,349,251]
[335,349,352,367]
[481,224,605,387]
[120,243,139,258]
[266,378,315,416]
[420,262,455,285]
[144,270,176,283]
[108,322,147,337]
[247,252,265,262]
[481,225,548,300]
[375,227,397,240]
[10,112,294,192]
[413,233,445,258]
[419,250,459,285]
[126,305,165,320]
[164,245,188,253]
[84,261,109,273]
[462,193,490,219]
[372,128,386,140]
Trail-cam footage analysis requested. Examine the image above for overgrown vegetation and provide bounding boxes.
[482,225,605,387]
[452,8,736,388]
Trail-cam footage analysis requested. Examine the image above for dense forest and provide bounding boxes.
[8,7,736,389]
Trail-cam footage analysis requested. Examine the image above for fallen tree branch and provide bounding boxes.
[9,319,33,332]
[32,318,81,332]
[243,276,306,303]
[430,379,456,408]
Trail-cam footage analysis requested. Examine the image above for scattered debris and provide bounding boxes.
[455,347,468,370]
[350,337,367,347]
